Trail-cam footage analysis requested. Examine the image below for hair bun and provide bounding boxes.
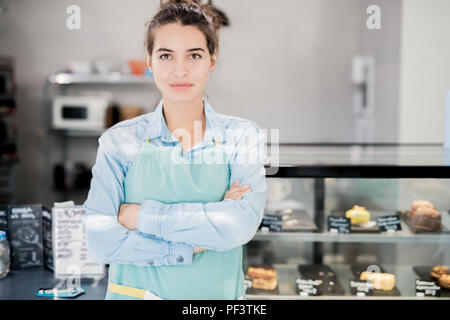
[160,0,229,29]
[160,0,206,6]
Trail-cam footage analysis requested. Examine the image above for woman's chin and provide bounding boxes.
[164,90,202,103]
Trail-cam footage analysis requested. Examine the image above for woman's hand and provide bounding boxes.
[193,247,208,254]
[223,180,252,200]
[118,203,140,230]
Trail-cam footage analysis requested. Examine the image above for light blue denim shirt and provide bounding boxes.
[83,95,267,267]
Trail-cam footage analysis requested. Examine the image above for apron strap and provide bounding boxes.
[109,282,163,300]
[109,283,146,299]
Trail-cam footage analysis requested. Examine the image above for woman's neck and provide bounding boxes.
[161,95,206,149]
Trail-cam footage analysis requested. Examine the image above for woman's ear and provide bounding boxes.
[210,51,218,72]
[146,52,152,73]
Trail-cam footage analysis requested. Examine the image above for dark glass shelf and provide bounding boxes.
[265,144,450,178]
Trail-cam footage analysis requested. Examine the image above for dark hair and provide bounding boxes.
[145,0,229,56]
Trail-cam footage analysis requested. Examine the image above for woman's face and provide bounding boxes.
[147,22,217,104]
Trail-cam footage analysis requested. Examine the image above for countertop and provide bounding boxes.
[0,267,108,300]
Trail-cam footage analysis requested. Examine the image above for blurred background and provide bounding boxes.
[0,0,449,205]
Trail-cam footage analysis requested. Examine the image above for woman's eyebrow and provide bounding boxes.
[187,48,205,52]
[156,47,205,52]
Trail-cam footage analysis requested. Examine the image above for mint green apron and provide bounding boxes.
[105,139,246,300]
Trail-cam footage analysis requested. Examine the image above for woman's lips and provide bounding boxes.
[170,83,193,91]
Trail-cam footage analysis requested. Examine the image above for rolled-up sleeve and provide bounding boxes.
[83,130,194,266]
[137,123,267,252]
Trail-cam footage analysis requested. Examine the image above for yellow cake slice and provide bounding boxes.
[360,271,395,291]
[345,205,370,224]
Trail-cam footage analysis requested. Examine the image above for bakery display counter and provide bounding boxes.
[246,263,449,300]
[252,145,450,300]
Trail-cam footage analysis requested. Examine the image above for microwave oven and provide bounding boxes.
[52,95,110,131]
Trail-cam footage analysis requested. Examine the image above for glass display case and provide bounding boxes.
[244,145,450,299]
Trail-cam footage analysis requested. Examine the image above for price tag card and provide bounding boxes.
[260,215,283,232]
[295,278,321,296]
[261,215,282,223]
[327,216,351,234]
[349,280,374,296]
[415,279,440,297]
[377,215,402,232]
[244,279,252,290]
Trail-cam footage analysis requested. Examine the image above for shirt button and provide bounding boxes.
[148,260,154,266]
[177,256,184,263]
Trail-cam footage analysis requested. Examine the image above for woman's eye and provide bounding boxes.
[190,53,201,60]
[160,54,171,60]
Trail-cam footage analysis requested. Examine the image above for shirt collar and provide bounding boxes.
[145,95,226,144]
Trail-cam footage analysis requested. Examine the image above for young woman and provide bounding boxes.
[83,0,267,300]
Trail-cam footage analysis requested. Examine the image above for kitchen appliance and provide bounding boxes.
[52,95,110,131]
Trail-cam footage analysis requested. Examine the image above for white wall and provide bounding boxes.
[398,0,450,143]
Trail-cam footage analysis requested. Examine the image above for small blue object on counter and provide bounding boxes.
[36,287,85,298]
[0,230,10,278]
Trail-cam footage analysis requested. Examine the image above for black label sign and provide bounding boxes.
[260,214,283,232]
[328,216,351,233]
[262,215,282,223]
[377,215,402,232]
[244,279,252,290]
[259,221,282,232]
[295,278,321,296]
[415,279,440,297]
[349,280,374,296]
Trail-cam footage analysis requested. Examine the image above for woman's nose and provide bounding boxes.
[174,60,189,77]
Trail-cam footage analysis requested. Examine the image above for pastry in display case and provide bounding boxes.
[440,275,450,290]
[403,200,444,232]
[245,265,279,294]
[350,265,401,296]
[359,272,396,291]
[330,205,380,233]
[430,265,449,279]
[345,205,371,224]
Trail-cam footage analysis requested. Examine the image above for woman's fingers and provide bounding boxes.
[224,191,242,200]
[229,188,251,196]
[230,188,252,196]
[230,185,251,192]
[225,190,251,200]
[230,180,240,188]
[224,181,252,200]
